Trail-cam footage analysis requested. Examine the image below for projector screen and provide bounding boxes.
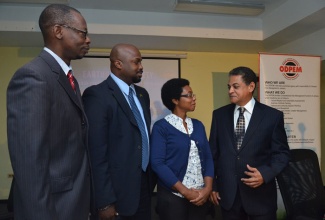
[72,56,180,127]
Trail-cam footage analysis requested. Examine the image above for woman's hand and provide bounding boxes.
[183,188,200,201]
[190,186,212,206]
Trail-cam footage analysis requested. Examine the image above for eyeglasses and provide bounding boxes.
[180,93,196,98]
[60,24,88,39]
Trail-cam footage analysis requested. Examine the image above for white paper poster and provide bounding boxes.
[259,53,321,157]
[259,53,321,219]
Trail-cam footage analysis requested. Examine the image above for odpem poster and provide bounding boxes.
[259,53,321,219]
[259,53,321,156]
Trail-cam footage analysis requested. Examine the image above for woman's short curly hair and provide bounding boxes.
[161,78,189,111]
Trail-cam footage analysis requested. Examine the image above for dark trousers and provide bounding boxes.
[156,185,209,220]
[221,188,276,220]
[118,171,151,220]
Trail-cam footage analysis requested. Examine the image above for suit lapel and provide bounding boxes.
[106,76,139,128]
[57,70,84,110]
[227,104,238,152]
[40,50,83,111]
[74,78,87,115]
[240,101,265,151]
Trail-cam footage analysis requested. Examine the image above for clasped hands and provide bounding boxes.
[184,186,212,206]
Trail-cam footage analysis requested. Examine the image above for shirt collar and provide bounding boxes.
[110,72,135,96]
[168,113,191,125]
[44,47,71,75]
[165,113,193,134]
[235,97,255,115]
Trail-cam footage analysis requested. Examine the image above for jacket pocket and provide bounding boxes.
[50,176,73,193]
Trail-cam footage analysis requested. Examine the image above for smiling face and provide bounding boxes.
[228,75,255,106]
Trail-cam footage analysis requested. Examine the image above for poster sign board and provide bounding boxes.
[259,53,321,218]
[259,53,321,157]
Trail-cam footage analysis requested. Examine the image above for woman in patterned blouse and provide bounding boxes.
[150,78,214,220]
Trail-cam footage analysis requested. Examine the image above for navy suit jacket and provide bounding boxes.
[209,100,290,215]
[7,50,91,219]
[82,75,153,216]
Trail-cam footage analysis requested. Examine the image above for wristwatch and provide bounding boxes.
[98,204,112,211]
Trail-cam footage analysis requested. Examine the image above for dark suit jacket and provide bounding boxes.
[7,50,91,219]
[82,75,152,216]
[209,100,290,215]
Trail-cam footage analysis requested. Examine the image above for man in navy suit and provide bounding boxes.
[209,66,290,220]
[7,4,91,219]
[83,43,153,220]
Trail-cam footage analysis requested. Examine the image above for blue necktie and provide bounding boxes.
[128,88,149,171]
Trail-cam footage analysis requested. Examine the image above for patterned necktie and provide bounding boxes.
[128,88,149,171]
[67,70,76,92]
[235,107,245,150]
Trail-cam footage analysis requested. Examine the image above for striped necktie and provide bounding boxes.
[128,88,149,171]
[67,70,76,92]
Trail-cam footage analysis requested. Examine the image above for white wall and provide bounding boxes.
[270,28,325,59]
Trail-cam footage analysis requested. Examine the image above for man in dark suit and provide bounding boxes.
[209,66,290,220]
[83,43,153,220]
[7,4,91,220]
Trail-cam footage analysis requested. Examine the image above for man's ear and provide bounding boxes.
[53,25,63,40]
[114,60,122,69]
[249,82,256,93]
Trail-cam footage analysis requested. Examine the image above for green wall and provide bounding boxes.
[0,47,41,198]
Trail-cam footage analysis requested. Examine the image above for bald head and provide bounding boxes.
[110,44,140,63]
[109,43,143,85]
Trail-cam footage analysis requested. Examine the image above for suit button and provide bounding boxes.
[138,145,141,149]
[237,156,240,160]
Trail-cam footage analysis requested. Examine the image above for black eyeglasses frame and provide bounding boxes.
[60,24,88,39]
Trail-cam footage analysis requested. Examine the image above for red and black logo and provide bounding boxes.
[279,58,302,80]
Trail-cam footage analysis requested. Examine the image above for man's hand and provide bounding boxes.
[209,191,221,206]
[98,205,119,220]
[241,164,264,188]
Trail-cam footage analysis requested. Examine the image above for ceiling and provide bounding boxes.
[70,0,272,14]
[0,0,325,53]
